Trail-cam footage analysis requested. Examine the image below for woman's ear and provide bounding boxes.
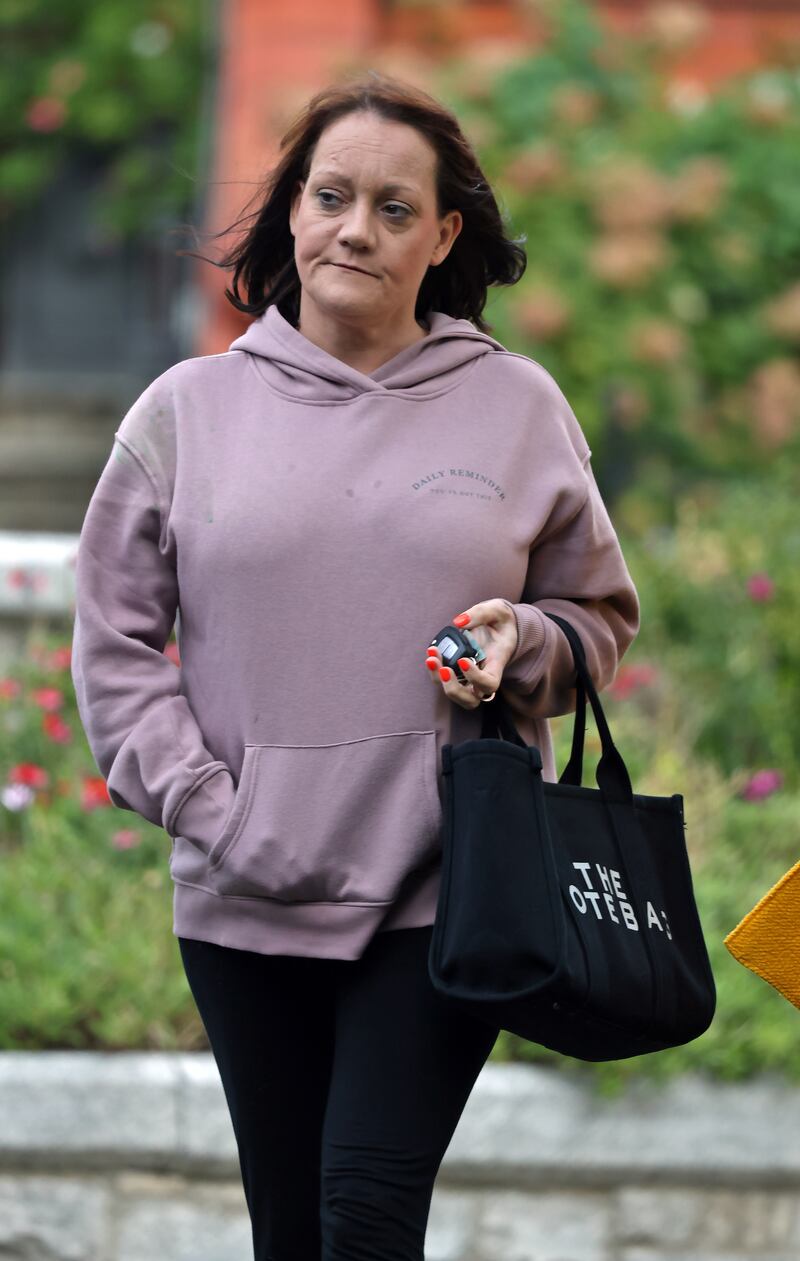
[431,209,463,267]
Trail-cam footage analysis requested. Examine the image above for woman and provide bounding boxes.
[71,73,640,1261]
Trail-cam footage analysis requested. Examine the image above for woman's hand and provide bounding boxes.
[424,599,519,710]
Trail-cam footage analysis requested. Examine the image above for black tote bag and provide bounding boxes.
[427,612,716,1062]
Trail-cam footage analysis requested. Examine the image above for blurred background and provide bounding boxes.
[1,0,799,1090]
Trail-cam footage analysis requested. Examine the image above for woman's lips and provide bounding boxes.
[331,263,375,276]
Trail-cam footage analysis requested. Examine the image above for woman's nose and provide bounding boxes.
[338,204,374,247]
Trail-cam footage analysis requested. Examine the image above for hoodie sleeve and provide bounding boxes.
[498,449,640,722]
[70,379,236,849]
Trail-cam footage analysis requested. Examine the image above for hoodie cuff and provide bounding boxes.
[169,766,237,851]
[499,598,549,688]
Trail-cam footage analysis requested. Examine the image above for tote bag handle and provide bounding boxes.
[481,611,634,804]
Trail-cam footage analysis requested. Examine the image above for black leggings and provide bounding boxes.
[178,925,499,1261]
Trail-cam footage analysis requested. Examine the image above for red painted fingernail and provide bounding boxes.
[426,646,438,656]
[453,614,470,627]
[457,658,471,671]
[439,667,452,682]
[425,658,438,671]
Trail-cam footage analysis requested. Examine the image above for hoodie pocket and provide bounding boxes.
[205,730,441,904]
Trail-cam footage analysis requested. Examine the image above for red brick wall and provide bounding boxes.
[602,2,800,85]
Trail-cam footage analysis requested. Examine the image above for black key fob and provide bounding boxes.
[429,625,487,683]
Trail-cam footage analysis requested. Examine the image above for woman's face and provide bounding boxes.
[288,111,462,333]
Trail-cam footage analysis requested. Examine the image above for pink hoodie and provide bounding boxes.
[71,303,640,959]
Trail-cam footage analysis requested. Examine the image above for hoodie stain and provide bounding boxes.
[194,474,214,523]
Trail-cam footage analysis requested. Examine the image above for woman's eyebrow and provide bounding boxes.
[311,169,420,194]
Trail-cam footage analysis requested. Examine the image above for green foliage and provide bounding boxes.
[432,0,800,525]
[629,455,800,778]
[0,0,211,236]
[0,806,201,1050]
[0,625,207,1050]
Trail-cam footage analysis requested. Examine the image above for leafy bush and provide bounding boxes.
[427,0,800,525]
[0,804,199,1050]
[1,0,210,236]
[624,454,800,780]
[0,629,204,1049]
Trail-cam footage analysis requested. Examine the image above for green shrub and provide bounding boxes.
[1,0,210,236]
[627,454,800,778]
[426,0,800,525]
[0,805,201,1050]
[0,629,206,1049]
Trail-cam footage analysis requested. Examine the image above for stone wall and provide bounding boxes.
[1,1053,798,1261]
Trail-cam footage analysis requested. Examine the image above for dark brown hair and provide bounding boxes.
[184,69,527,333]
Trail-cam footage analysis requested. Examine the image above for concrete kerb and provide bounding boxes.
[1,1053,799,1189]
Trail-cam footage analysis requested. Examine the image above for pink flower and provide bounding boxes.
[42,712,72,744]
[0,678,22,700]
[164,642,181,666]
[8,763,49,790]
[25,96,66,133]
[111,828,141,850]
[747,572,774,601]
[47,646,72,671]
[80,776,112,811]
[740,769,783,801]
[31,687,64,712]
[7,568,48,593]
[608,663,659,700]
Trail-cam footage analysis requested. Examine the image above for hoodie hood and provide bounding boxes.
[227,302,507,402]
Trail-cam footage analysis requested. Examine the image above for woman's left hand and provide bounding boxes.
[424,598,519,710]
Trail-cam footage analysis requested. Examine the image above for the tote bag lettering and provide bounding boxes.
[567,862,671,938]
